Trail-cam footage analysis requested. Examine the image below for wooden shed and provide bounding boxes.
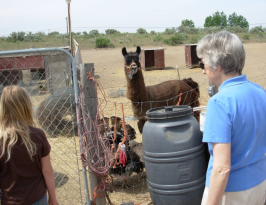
[185,44,201,69]
[140,47,165,71]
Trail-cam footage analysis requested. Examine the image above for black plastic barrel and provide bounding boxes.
[142,105,207,205]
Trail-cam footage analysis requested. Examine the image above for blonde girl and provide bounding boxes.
[0,86,59,205]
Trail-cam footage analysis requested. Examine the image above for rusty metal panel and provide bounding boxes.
[154,49,165,69]
[140,49,145,69]
[0,56,44,70]
[0,70,23,86]
[185,44,200,69]
[185,45,190,65]
[141,48,165,71]
[144,50,155,68]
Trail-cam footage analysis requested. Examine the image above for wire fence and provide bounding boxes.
[0,48,85,205]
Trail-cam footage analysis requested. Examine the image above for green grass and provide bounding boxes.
[0,30,266,51]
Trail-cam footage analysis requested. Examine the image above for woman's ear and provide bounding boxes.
[217,66,223,72]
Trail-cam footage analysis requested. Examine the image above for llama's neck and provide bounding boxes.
[126,71,147,102]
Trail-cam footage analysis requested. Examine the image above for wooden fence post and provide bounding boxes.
[80,63,106,205]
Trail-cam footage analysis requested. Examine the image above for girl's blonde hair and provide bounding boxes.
[0,86,36,161]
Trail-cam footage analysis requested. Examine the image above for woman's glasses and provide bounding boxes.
[198,61,205,70]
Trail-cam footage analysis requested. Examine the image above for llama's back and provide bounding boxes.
[145,79,200,119]
[145,79,199,104]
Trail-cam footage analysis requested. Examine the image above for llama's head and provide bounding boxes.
[122,46,141,79]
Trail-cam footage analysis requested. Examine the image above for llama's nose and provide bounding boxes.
[131,64,138,73]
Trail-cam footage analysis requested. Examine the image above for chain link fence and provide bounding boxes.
[0,48,89,205]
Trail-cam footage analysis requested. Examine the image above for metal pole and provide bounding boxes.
[66,17,68,33]
[68,3,73,56]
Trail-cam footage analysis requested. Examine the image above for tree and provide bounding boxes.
[204,11,227,27]
[181,19,195,27]
[228,12,249,28]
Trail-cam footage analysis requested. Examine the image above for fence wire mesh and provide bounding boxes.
[0,48,85,205]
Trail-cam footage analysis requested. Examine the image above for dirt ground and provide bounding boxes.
[81,43,266,105]
[80,43,266,204]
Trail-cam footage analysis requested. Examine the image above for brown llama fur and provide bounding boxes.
[122,46,200,133]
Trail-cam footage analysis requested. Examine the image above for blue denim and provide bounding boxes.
[32,194,48,205]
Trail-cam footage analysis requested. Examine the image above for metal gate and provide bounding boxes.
[0,48,89,205]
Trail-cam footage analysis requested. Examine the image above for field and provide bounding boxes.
[78,42,266,204]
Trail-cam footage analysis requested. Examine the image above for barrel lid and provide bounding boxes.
[146,105,193,119]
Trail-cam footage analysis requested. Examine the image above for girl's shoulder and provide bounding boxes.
[28,126,47,140]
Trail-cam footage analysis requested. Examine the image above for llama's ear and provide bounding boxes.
[136,46,141,55]
[122,47,127,56]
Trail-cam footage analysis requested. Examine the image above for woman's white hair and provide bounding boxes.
[196,31,245,75]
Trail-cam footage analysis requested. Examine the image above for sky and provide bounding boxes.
[1,0,266,37]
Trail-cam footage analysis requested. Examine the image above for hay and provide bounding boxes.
[35,87,76,136]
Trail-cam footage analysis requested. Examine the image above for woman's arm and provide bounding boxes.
[206,143,231,205]
[41,154,59,205]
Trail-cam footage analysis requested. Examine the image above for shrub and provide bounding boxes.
[105,29,120,34]
[164,28,177,34]
[6,32,25,42]
[17,32,25,41]
[36,31,46,36]
[137,28,147,34]
[153,35,163,42]
[178,26,199,34]
[6,32,18,42]
[242,34,250,40]
[48,31,60,36]
[227,26,248,33]
[150,30,156,35]
[257,32,264,37]
[89,30,99,36]
[249,26,264,34]
[95,37,114,48]
[201,26,223,34]
[88,38,96,43]
[164,34,185,45]
[24,32,44,42]
[189,36,200,44]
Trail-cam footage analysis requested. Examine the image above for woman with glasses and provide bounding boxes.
[197,31,266,205]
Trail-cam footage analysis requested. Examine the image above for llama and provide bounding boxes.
[122,46,200,133]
